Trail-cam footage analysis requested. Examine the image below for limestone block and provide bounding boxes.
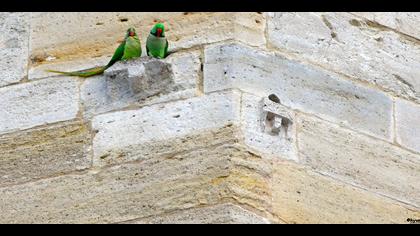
[267,12,420,103]
[0,120,91,187]
[0,145,238,224]
[395,99,420,153]
[297,114,420,207]
[228,145,274,219]
[0,12,30,87]
[92,91,241,167]
[0,77,79,135]
[204,43,393,140]
[273,160,420,224]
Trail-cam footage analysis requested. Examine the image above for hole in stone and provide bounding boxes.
[173,114,180,118]
[119,18,129,22]
[268,94,280,103]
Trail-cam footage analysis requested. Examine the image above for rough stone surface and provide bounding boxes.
[267,12,420,103]
[272,160,420,224]
[126,204,270,224]
[204,43,393,140]
[0,145,238,224]
[240,92,298,161]
[395,99,420,153]
[298,114,420,207]
[0,12,30,87]
[0,120,91,187]
[352,12,420,40]
[29,12,265,68]
[92,91,241,167]
[80,52,199,118]
[0,77,80,135]
[228,145,274,220]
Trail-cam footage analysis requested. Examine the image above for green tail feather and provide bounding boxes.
[46,66,108,78]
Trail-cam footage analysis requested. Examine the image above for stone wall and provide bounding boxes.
[0,12,419,224]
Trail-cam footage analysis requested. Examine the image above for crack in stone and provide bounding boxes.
[393,74,416,93]
[321,15,339,42]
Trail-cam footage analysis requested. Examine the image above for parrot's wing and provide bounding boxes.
[164,39,168,58]
[106,40,126,67]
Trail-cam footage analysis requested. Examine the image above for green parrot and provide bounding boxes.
[146,23,169,59]
[47,27,142,77]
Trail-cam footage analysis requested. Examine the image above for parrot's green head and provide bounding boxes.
[151,23,165,37]
[126,27,137,38]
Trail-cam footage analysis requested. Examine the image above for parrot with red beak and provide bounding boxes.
[146,23,169,59]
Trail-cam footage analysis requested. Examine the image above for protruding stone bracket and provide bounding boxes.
[104,58,175,104]
[261,94,293,139]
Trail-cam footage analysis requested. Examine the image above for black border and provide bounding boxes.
[2,0,420,12]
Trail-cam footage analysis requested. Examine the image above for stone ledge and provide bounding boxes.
[81,52,200,118]
[91,90,241,167]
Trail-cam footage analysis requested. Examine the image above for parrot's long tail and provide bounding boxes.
[46,66,108,78]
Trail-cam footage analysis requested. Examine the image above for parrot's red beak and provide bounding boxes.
[129,31,135,36]
[157,28,162,37]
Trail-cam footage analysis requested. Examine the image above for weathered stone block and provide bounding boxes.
[273,160,420,224]
[228,145,274,219]
[352,12,420,40]
[0,77,79,135]
[267,12,420,103]
[92,91,241,167]
[204,43,393,140]
[395,99,420,153]
[126,204,270,224]
[80,52,200,118]
[0,12,30,87]
[0,120,91,187]
[297,114,420,207]
[0,145,238,224]
[105,58,174,101]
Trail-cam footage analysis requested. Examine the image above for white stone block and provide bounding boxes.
[0,77,79,135]
[0,13,30,87]
[395,99,420,153]
[92,91,241,166]
[267,12,420,103]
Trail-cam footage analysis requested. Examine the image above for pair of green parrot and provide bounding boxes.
[47,23,168,77]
